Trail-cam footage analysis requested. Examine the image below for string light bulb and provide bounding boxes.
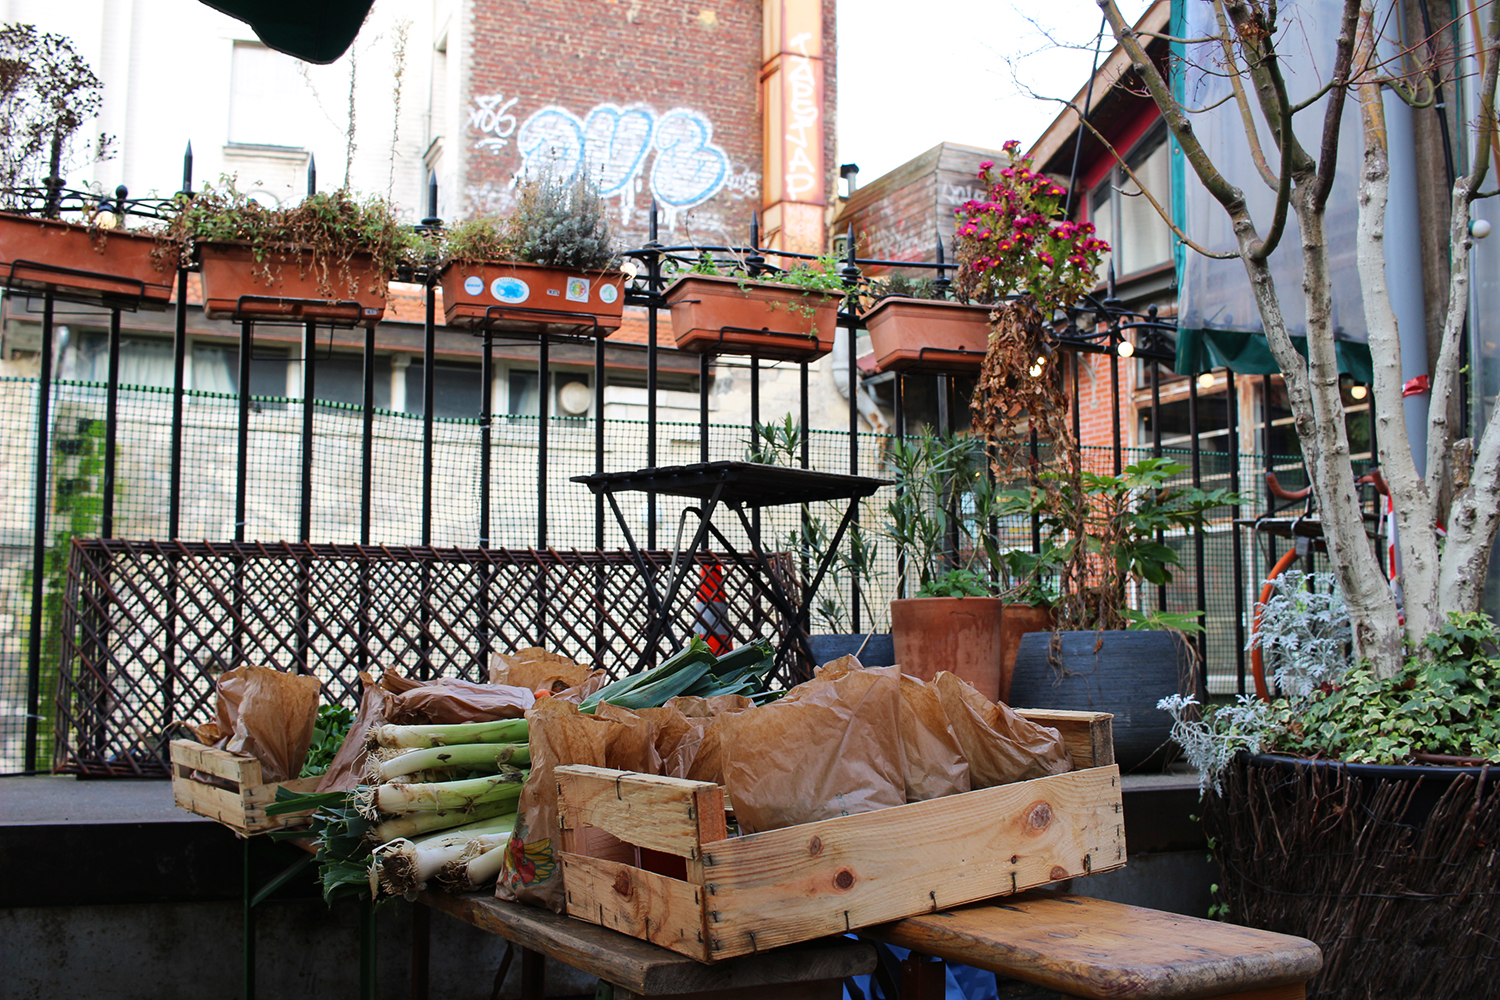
[1116,339,1134,358]
[1350,383,1368,400]
[1029,362,1045,378]
[1198,371,1215,390]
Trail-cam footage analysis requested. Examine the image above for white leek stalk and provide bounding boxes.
[367,719,528,750]
[356,772,524,820]
[368,742,529,782]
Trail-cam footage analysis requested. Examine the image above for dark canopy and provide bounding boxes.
[197,0,374,64]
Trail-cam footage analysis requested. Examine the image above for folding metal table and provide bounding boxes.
[571,461,891,678]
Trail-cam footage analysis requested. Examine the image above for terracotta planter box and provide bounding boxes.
[197,241,386,326]
[863,297,993,375]
[440,260,625,335]
[664,273,839,362]
[890,596,1007,702]
[0,212,174,309]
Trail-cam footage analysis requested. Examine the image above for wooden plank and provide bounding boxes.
[418,890,876,995]
[868,892,1322,1000]
[557,765,724,861]
[170,739,262,785]
[698,766,1125,959]
[615,980,845,1000]
[172,775,248,827]
[1012,711,1114,769]
[561,853,711,961]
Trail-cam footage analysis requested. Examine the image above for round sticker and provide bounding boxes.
[463,275,484,296]
[598,284,619,304]
[491,276,530,304]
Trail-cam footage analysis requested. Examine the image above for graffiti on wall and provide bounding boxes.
[468,95,748,227]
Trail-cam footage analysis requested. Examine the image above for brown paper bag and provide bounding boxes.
[496,699,618,912]
[721,664,906,833]
[317,671,388,793]
[385,677,534,725]
[215,663,321,783]
[935,671,1072,786]
[489,647,592,693]
[899,673,971,800]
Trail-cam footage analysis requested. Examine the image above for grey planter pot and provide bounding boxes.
[1009,629,1192,772]
[806,633,896,668]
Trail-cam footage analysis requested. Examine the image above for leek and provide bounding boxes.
[369,742,530,782]
[367,796,516,843]
[357,772,524,819]
[367,718,529,750]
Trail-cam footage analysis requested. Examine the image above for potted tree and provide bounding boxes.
[862,273,996,376]
[663,253,846,363]
[168,179,414,327]
[0,23,174,309]
[1162,578,1498,999]
[878,429,1027,702]
[438,171,624,335]
[1005,458,1238,770]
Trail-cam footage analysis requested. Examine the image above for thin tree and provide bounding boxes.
[1091,0,1500,678]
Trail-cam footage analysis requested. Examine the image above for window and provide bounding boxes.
[404,360,482,420]
[229,42,306,147]
[313,353,390,409]
[1089,128,1173,281]
[68,332,174,389]
[192,343,289,398]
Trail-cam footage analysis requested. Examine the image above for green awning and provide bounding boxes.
[1174,327,1374,383]
[198,1,374,64]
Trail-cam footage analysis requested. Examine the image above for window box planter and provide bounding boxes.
[438,260,625,335]
[0,212,174,309]
[196,240,387,326]
[862,296,993,375]
[664,273,840,362]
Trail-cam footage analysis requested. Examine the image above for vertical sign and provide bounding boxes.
[761,0,826,253]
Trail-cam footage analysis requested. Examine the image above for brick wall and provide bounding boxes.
[462,0,837,252]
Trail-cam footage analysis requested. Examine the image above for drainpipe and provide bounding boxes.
[831,328,889,435]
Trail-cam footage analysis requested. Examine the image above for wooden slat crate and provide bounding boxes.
[169,739,322,836]
[556,709,1123,962]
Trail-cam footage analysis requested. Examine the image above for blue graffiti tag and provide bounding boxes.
[649,110,729,209]
[515,107,584,182]
[582,104,656,196]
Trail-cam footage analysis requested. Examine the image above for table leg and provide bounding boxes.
[613,980,845,1000]
[521,945,546,1000]
[900,954,946,1000]
[411,903,430,1000]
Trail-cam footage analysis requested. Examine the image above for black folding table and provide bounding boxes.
[571,461,891,678]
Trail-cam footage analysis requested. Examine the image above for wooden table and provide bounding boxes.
[420,889,877,1000]
[867,892,1323,1000]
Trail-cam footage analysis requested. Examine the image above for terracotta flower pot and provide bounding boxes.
[439,260,625,334]
[0,213,174,309]
[663,273,839,362]
[862,297,993,375]
[890,596,1007,702]
[197,241,386,326]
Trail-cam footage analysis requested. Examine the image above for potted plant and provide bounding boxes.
[438,171,624,335]
[1006,457,1237,770]
[878,429,1030,702]
[861,274,995,376]
[1162,584,1499,1000]
[0,23,174,309]
[168,179,415,327]
[663,253,845,362]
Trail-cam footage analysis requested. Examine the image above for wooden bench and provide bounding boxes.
[421,889,874,1000]
[867,891,1323,1000]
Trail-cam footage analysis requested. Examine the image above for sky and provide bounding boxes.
[836,0,1153,185]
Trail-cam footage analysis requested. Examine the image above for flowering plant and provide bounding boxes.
[953,140,1107,308]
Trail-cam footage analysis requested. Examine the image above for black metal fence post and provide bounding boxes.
[25,293,56,770]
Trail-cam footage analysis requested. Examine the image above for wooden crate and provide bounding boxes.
[169,739,322,836]
[556,710,1123,962]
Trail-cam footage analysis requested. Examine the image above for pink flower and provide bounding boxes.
[979,160,994,171]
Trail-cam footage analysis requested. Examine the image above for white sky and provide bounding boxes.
[836,0,1153,185]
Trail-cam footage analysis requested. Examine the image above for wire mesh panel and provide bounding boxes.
[55,538,793,777]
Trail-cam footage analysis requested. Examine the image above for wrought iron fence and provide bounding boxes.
[56,539,794,777]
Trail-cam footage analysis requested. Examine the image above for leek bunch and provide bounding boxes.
[579,638,776,713]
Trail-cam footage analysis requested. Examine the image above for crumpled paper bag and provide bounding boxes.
[496,698,620,913]
[384,676,534,725]
[207,663,321,783]
[934,671,1072,786]
[721,663,907,833]
[899,672,971,800]
[317,671,387,793]
[489,647,593,693]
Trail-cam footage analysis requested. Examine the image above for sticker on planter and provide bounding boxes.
[463,275,484,296]
[566,277,590,303]
[491,276,530,304]
[598,283,618,304]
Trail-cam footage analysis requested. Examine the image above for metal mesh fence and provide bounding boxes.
[2,374,1309,774]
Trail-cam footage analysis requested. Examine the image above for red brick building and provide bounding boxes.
[450,0,838,254]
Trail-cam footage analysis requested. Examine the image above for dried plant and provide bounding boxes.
[0,23,112,207]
